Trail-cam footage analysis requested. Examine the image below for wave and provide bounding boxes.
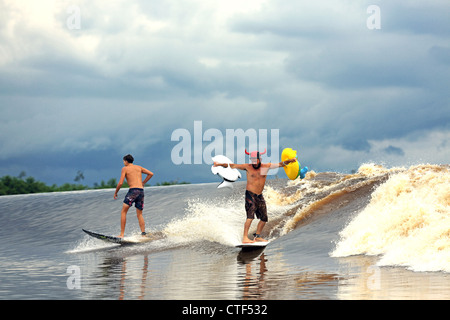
[161,164,390,247]
[67,163,449,274]
[243,163,449,274]
[155,165,391,245]
[331,164,450,273]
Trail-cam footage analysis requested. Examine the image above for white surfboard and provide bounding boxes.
[211,155,241,188]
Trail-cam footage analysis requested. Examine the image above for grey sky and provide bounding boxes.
[0,0,448,186]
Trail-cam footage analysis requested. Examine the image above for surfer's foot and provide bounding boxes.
[117,234,124,238]
[253,233,268,242]
[242,237,255,244]
[141,232,148,237]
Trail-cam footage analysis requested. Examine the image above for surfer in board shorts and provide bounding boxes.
[114,154,154,238]
[214,149,297,243]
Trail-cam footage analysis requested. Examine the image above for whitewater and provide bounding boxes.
[0,163,448,300]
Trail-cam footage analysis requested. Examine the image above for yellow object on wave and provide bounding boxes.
[281,148,300,180]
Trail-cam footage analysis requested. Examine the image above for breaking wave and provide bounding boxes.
[68,163,449,273]
[171,163,450,273]
[331,164,450,273]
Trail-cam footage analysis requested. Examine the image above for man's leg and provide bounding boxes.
[136,209,145,234]
[254,221,268,242]
[243,218,255,243]
[254,196,268,242]
[119,203,130,238]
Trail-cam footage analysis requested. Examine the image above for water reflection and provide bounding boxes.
[236,249,341,300]
[82,246,346,300]
[109,256,150,300]
[83,248,449,300]
[88,254,151,300]
[336,256,450,300]
[237,249,268,299]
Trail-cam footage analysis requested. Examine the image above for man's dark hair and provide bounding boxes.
[123,154,134,163]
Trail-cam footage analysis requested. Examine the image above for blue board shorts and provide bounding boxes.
[123,188,144,210]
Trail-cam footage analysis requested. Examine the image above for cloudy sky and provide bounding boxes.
[0,0,449,186]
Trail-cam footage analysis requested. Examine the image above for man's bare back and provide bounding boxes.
[121,164,152,189]
[114,161,153,199]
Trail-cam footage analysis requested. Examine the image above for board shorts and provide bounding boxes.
[245,190,268,222]
[123,188,144,210]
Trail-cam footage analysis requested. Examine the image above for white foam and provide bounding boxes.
[66,236,119,254]
[331,164,450,273]
[163,197,244,246]
[162,185,307,247]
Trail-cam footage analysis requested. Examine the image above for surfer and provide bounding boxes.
[114,154,154,238]
[214,149,297,243]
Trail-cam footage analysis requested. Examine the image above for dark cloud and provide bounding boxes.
[228,0,450,153]
[382,1,450,36]
[383,145,405,156]
[0,1,448,185]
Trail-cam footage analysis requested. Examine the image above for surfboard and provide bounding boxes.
[82,229,153,245]
[211,155,241,188]
[236,241,269,249]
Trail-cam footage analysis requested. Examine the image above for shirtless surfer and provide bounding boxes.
[114,154,154,238]
[214,149,297,243]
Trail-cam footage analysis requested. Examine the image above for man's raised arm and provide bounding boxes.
[213,162,248,171]
[268,158,297,169]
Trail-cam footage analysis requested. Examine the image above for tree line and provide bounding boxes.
[0,174,189,196]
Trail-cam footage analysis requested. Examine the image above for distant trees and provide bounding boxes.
[0,173,190,196]
[154,179,190,186]
[0,175,86,195]
[93,178,120,189]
